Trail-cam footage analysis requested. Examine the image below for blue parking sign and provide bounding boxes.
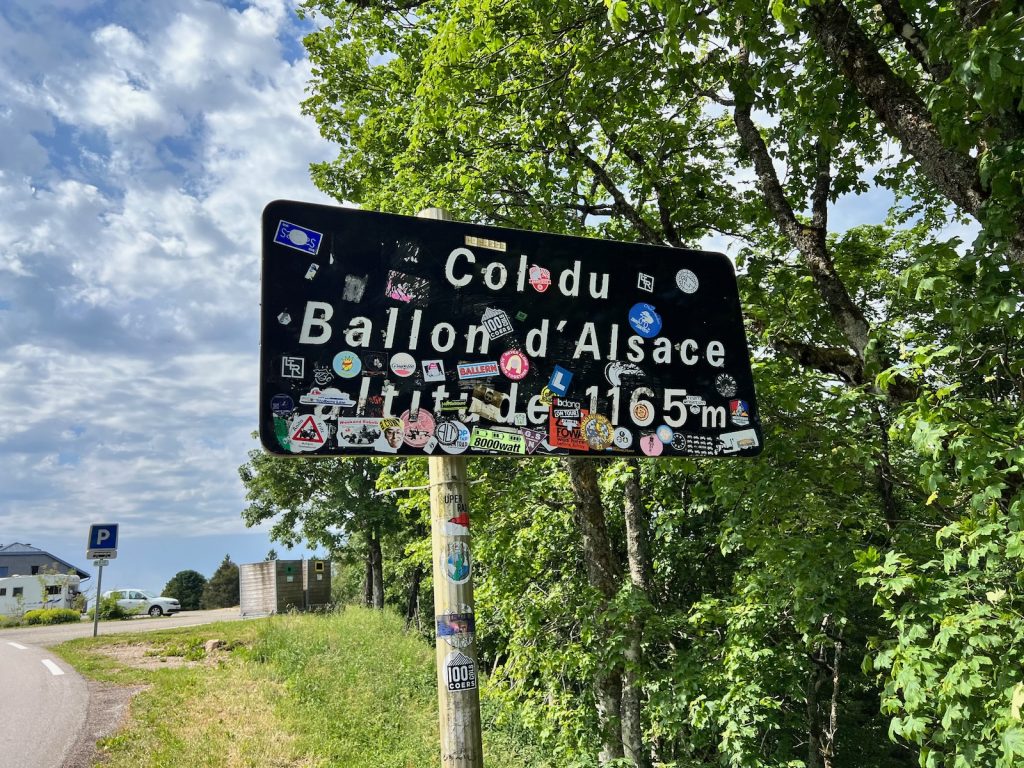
[87,524,119,559]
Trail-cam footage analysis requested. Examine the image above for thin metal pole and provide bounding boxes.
[92,562,104,638]
[419,207,484,768]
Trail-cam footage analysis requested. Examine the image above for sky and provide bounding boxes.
[0,0,338,597]
[0,1,981,604]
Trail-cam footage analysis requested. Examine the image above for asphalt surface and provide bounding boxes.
[0,608,250,768]
[0,640,88,768]
[0,607,246,648]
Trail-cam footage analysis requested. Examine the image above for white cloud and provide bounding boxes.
[0,0,336,554]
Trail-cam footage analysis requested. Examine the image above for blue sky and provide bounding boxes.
[0,0,337,596]
[0,1,980,601]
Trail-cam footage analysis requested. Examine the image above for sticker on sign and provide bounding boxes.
[260,202,762,459]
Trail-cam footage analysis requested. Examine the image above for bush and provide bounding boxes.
[88,595,135,620]
[22,608,82,625]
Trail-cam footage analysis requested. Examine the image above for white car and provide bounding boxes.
[103,589,181,617]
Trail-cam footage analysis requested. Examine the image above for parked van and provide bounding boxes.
[0,574,82,617]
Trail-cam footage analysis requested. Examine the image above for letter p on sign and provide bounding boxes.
[87,524,119,558]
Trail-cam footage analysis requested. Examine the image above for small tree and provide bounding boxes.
[162,569,207,611]
[265,548,278,561]
[201,555,239,609]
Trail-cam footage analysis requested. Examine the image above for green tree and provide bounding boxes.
[201,555,239,609]
[162,569,207,611]
[239,452,414,610]
[289,1,1024,765]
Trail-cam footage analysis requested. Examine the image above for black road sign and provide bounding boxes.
[260,201,762,458]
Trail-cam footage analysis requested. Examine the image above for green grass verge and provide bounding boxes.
[55,607,551,767]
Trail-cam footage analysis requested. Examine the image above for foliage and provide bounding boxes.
[271,0,1024,765]
[55,610,549,767]
[200,555,239,609]
[21,608,81,625]
[162,570,207,611]
[90,595,134,621]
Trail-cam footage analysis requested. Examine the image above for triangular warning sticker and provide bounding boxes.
[521,428,545,455]
[290,415,325,444]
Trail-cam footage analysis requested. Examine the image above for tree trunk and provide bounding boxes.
[565,457,625,764]
[623,460,653,595]
[369,528,384,610]
[621,459,653,768]
[364,551,374,608]
[405,563,423,630]
[806,618,841,768]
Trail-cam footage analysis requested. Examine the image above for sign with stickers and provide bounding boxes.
[260,201,763,458]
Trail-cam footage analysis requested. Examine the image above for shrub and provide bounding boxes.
[88,595,135,620]
[22,608,82,625]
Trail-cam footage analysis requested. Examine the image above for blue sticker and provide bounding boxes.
[656,424,674,444]
[274,220,323,255]
[628,302,662,338]
[548,365,574,396]
[270,394,295,417]
[332,350,362,379]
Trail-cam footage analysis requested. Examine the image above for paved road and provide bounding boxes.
[0,607,248,648]
[0,640,88,768]
[0,609,252,768]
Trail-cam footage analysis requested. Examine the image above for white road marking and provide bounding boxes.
[41,659,65,676]
[6,642,28,650]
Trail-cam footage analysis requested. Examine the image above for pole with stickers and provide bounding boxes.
[419,207,484,768]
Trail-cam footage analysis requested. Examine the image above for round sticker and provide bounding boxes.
[287,414,328,453]
[390,352,416,378]
[401,409,436,448]
[632,401,651,422]
[640,434,663,456]
[716,373,738,398]
[500,349,530,380]
[676,268,699,294]
[333,350,362,379]
[628,302,662,338]
[539,387,555,406]
[436,420,470,454]
[613,427,633,449]
[581,413,615,450]
[270,394,294,417]
[656,424,674,444]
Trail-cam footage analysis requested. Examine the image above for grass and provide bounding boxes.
[55,607,551,767]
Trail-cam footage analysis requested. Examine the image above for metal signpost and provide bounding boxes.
[87,523,118,638]
[259,200,762,767]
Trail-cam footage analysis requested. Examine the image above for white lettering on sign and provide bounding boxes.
[444,248,610,300]
[299,301,333,344]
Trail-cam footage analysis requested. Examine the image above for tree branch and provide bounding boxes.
[603,125,684,247]
[733,45,872,358]
[804,0,986,219]
[811,139,831,231]
[565,141,664,244]
[876,0,951,81]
